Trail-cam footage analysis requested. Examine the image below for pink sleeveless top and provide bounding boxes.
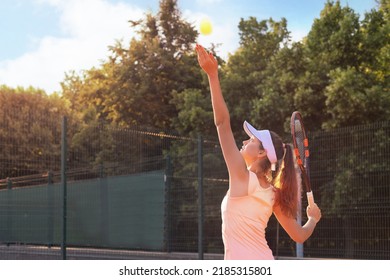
[221,171,275,260]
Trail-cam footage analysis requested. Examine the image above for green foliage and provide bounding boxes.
[170,89,214,137]
[0,85,70,177]
[58,0,388,135]
[2,0,387,136]
[221,17,291,135]
[324,67,390,128]
[306,1,362,69]
[296,1,362,130]
[62,0,199,130]
[252,43,306,135]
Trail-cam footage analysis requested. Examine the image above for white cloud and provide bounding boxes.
[0,0,144,93]
[290,28,309,43]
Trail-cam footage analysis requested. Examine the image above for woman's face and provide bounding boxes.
[240,136,263,162]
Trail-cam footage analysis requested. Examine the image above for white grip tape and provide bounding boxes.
[307,191,315,207]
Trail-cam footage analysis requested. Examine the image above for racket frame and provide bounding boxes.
[290,111,314,207]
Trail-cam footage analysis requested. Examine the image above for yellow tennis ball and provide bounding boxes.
[199,19,213,35]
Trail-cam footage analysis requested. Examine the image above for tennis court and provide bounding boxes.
[1,110,389,260]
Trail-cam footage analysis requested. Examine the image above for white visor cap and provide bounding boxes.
[243,121,278,171]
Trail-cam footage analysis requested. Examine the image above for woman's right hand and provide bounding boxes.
[195,44,218,76]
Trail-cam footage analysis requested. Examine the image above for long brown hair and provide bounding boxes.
[269,132,299,218]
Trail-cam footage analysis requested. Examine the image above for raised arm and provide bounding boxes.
[195,44,248,196]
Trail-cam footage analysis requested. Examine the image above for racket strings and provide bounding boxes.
[291,112,312,194]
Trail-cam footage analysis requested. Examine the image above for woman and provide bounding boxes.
[195,44,321,260]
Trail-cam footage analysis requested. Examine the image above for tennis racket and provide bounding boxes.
[290,111,314,207]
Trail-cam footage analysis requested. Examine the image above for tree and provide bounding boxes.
[252,42,306,135]
[295,0,362,130]
[323,67,390,128]
[170,88,214,137]
[0,85,70,178]
[221,17,291,135]
[322,0,390,128]
[62,0,200,130]
[359,0,389,92]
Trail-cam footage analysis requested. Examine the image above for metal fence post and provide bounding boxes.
[296,169,303,258]
[99,164,109,245]
[47,171,54,247]
[6,177,12,190]
[61,116,67,260]
[6,178,12,245]
[198,135,204,260]
[164,155,172,253]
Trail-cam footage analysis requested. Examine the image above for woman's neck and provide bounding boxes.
[256,173,272,189]
[248,165,272,189]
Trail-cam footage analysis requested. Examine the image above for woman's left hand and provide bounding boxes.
[306,203,322,223]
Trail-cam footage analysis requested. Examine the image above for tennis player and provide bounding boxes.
[195,44,321,260]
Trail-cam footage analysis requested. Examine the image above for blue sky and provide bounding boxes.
[0,0,378,93]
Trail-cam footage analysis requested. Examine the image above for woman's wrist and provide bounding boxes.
[308,216,318,224]
[207,72,219,79]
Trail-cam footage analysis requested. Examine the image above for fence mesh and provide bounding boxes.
[0,107,389,259]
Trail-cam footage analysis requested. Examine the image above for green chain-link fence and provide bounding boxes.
[1,109,389,259]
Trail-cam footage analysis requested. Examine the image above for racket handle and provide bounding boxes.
[307,191,315,207]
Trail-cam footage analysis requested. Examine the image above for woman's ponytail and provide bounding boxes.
[273,143,299,218]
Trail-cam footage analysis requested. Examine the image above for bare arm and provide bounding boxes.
[274,202,322,243]
[196,44,248,196]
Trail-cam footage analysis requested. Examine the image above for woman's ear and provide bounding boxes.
[258,149,267,159]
